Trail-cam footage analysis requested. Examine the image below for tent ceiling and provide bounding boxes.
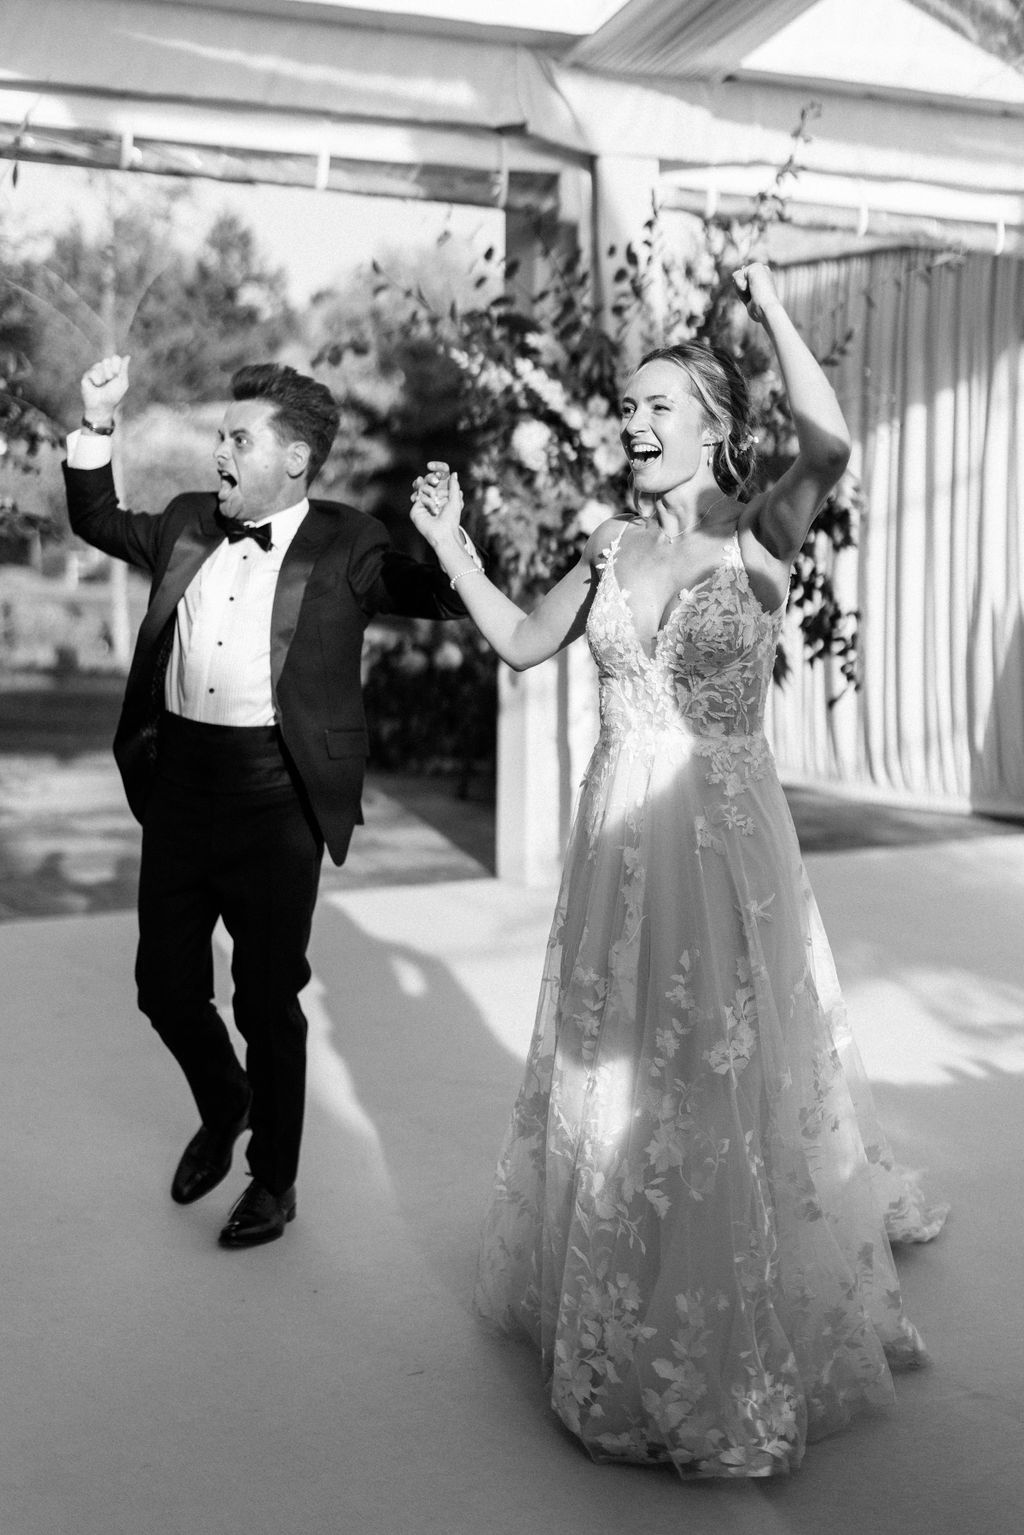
[566,0,821,81]
[2,0,1023,254]
[141,0,588,49]
[741,0,1024,111]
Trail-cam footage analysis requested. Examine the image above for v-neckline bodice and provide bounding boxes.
[604,530,735,661]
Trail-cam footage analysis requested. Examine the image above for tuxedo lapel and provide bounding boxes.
[136,511,223,651]
[270,504,336,700]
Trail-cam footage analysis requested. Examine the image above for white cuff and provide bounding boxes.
[66,428,113,470]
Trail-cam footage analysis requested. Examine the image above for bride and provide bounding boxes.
[411,262,946,1477]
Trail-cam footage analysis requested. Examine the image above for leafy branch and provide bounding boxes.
[317,111,865,696]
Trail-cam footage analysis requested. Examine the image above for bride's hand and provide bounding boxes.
[411,460,465,549]
[732,262,781,325]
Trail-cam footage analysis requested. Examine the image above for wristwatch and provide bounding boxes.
[81,416,115,435]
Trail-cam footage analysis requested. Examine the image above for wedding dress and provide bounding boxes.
[475,528,946,1477]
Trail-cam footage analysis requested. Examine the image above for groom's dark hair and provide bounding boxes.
[230,363,341,487]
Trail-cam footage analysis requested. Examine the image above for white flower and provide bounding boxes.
[513,357,571,418]
[511,417,554,474]
[593,439,625,478]
[432,640,463,671]
[580,403,623,480]
[480,484,504,516]
[575,499,616,535]
[394,647,428,677]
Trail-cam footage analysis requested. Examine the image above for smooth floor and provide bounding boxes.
[2,822,1023,1534]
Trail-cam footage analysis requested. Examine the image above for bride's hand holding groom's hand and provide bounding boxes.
[410,460,466,561]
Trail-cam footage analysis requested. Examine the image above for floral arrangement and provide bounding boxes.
[437,316,631,601]
[357,108,860,697]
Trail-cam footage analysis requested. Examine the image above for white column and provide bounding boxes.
[494,155,661,884]
[593,153,664,350]
[495,645,599,887]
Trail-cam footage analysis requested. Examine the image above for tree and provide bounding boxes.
[2,183,294,433]
[133,211,295,402]
[0,182,294,544]
[303,237,501,530]
[0,259,59,546]
[0,182,295,670]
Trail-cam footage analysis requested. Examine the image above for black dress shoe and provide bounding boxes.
[170,1103,251,1205]
[218,1180,297,1248]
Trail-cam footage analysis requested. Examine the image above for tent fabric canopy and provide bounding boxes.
[566,0,823,79]
[0,0,586,144]
[2,0,1023,248]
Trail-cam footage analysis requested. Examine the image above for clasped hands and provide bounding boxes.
[410,459,464,552]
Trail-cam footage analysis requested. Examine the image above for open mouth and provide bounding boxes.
[628,443,661,466]
[217,470,239,498]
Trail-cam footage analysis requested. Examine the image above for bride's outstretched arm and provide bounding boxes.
[411,464,601,670]
[735,263,852,564]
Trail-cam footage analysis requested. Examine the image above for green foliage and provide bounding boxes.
[318,107,862,698]
[0,185,293,543]
[303,240,495,528]
[361,619,496,787]
[1,187,293,430]
[0,345,59,546]
[0,269,60,543]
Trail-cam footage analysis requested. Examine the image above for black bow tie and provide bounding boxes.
[215,511,273,551]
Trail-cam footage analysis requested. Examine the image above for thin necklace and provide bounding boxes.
[652,495,732,542]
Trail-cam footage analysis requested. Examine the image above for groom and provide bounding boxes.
[64,355,464,1247]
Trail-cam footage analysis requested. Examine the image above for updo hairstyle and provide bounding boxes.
[636,341,759,498]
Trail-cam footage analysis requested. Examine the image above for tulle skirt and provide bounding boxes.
[475,727,946,1477]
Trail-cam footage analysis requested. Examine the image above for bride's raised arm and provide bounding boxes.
[411,463,612,671]
[735,263,852,565]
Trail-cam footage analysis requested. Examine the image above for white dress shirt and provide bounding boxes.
[67,429,309,725]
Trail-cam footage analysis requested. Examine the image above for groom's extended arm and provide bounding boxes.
[63,459,166,574]
[63,352,165,573]
[348,518,467,621]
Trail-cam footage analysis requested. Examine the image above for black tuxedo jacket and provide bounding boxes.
[64,462,464,865]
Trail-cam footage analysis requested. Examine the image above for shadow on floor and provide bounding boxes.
[1,674,1022,919]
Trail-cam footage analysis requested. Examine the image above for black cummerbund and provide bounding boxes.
[157,712,293,795]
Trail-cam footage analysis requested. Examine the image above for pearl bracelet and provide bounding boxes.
[448,526,484,590]
[450,566,484,590]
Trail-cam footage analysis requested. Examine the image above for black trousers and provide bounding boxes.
[135,716,324,1195]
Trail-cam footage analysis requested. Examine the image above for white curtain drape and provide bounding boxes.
[769,250,1024,816]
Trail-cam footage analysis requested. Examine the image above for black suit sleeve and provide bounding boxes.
[62,461,167,574]
[347,519,467,621]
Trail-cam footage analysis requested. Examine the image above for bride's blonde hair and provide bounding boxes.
[634,342,759,498]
